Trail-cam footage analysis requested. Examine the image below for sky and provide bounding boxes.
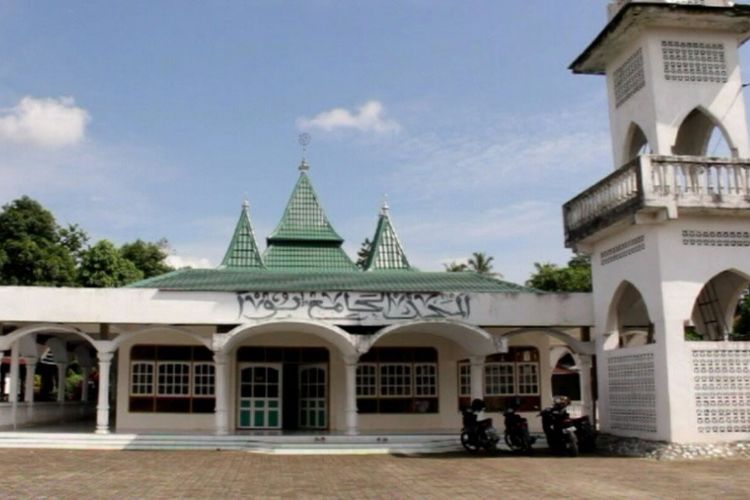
[0,1,745,284]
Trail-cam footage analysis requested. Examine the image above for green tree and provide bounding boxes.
[468,251,497,276]
[120,238,173,278]
[59,223,90,265]
[526,254,592,292]
[0,196,77,286]
[355,238,372,270]
[78,240,143,287]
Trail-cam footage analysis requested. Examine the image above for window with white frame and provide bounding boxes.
[193,362,215,396]
[131,362,155,396]
[157,362,191,396]
[414,364,437,397]
[458,362,471,397]
[485,363,515,396]
[457,347,541,412]
[516,362,540,395]
[380,364,412,397]
[356,363,377,397]
[356,347,439,414]
[129,345,216,414]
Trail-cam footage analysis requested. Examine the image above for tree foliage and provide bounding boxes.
[0,197,77,286]
[445,251,500,276]
[526,254,592,292]
[0,196,173,287]
[78,240,144,287]
[120,239,173,279]
[734,288,750,337]
[444,261,468,272]
[356,238,372,270]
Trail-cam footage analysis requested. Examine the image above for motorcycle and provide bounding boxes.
[460,399,500,454]
[539,397,595,457]
[503,406,536,453]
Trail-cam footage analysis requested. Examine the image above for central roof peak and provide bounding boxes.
[263,167,356,271]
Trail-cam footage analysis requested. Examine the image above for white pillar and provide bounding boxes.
[578,354,594,419]
[343,355,359,436]
[56,363,67,403]
[8,342,20,403]
[469,356,485,401]
[213,352,230,436]
[95,351,113,434]
[81,366,90,403]
[24,357,37,404]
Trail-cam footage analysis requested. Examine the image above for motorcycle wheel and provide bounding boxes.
[566,432,579,457]
[460,431,480,453]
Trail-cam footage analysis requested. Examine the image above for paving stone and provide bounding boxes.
[0,449,748,499]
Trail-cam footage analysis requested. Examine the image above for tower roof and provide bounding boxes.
[220,201,265,269]
[365,201,413,271]
[570,2,750,75]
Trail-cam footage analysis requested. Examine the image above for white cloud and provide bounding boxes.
[166,254,213,269]
[297,100,400,134]
[0,96,90,148]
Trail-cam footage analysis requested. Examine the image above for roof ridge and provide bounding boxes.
[219,202,265,269]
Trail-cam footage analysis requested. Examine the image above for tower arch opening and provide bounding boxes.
[624,122,651,161]
[673,108,735,157]
[605,281,653,349]
[688,270,750,341]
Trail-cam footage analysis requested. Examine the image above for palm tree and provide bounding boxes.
[444,261,468,272]
[468,252,497,276]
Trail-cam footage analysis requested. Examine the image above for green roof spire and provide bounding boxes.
[365,199,413,271]
[264,164,356,271]
[220,200,265,269]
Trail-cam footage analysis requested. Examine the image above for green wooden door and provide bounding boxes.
[238,364,282,429]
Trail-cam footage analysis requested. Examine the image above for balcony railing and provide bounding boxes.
[564,155,750,247]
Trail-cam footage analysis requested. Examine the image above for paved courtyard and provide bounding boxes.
[0,449,748,499]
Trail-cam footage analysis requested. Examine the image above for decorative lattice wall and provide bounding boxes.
[614,48,645,108]
[693,349,750,433]
[662,40,727,83]
[600,235,645,266]
[608,352,657,433]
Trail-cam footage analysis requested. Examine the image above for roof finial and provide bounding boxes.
[298,133,311,172]
[380,193,390,215]
[242,196,250,211]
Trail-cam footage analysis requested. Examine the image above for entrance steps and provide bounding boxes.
[0,432,462,454]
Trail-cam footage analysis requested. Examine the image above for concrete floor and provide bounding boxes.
[0,449,748,499]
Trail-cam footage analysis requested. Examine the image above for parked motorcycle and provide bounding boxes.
[503,406,536,453]
[539,397,595,456]
[460,399,500,454]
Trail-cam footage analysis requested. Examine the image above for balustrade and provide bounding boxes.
[564,155,750,246]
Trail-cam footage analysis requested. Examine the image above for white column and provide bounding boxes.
[56,363,67,403]
[8,342,20,403]
[81,366,91,403]
[24,357,37,404]
[578,354,594,420]
[469,356,485,401]
[95,351,114,434]
[213,353,230,436]
[344,355,359,436]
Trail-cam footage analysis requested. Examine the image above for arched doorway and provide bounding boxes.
[606,281,653,349]
[624,122,651,161]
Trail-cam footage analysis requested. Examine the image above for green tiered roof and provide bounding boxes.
[129,158,536,294]
[365,202,412,271]
[129,268,535,293]
[263,162,356,271]
[220,201,265,269]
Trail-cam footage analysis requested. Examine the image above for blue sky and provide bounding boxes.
[0,1,735,283]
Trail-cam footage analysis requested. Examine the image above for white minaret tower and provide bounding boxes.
[572,0,750,166]
[566,1,750,445]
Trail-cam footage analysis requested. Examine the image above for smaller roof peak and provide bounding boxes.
[220,201,265,269]
[366,203,413,272]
